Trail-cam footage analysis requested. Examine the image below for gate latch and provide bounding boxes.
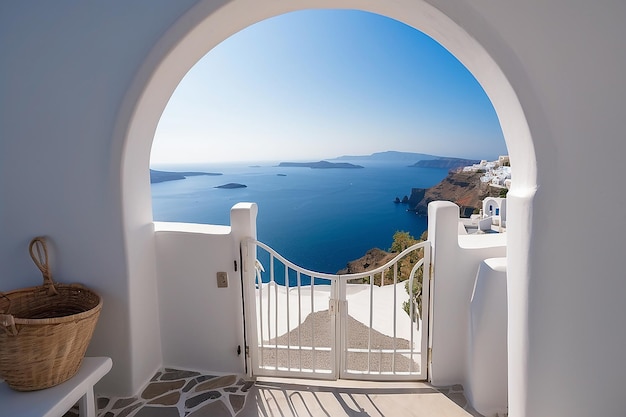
[329,299,339,316]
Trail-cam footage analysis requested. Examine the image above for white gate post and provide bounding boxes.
[230,202,258,377]
[427,201,462,385]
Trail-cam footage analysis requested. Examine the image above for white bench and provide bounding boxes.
[0,357,112,417]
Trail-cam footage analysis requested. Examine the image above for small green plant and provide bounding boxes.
[402,277,422,322]
[390,231,427,323]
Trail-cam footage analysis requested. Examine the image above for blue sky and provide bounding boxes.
[150,9,507,164]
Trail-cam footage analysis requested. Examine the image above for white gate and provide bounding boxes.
[241,239,431,381]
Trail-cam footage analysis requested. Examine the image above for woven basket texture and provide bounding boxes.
[0,237,102,391]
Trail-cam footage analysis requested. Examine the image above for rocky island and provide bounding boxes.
[150,169,222,184]
[215,183,247,189]
[278,161,364,169]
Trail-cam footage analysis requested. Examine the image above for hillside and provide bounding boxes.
[411,170,501,216]
[337,248,396,275]
[332,151,438,164]
[410,157,479,170]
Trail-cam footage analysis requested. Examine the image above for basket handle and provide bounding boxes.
[29,237,59,296]
[0,292,10,315]
[0,314,18,336]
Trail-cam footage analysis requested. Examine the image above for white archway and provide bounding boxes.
[118,0,536,413]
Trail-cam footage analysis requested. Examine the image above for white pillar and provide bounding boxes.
[428,200,507,394]
[428,201,464,385]
[230,202,258,242]
[230,202,258,376]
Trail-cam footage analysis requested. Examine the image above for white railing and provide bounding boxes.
[242,238,431,381]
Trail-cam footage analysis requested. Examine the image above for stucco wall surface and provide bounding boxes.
[440,3,626,416]
[0,1,201,395]
[428,202,507,387]
[0,1,625,416]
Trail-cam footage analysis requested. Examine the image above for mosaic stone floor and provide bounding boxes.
[64,368,254,417]
[64,368,493,417]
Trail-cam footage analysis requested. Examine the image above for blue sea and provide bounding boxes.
[151,162,448,274]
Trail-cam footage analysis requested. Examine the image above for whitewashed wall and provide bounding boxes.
[466,257,508,417]
[427,202,506,385]
[0,1,197,395]
[1,2,626,415]
[154,203,257,374]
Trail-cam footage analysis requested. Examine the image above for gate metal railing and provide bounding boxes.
[241,238,430,381]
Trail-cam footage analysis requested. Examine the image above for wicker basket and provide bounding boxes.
[0,237,102,391]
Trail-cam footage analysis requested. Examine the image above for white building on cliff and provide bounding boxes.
[464,156,512,188]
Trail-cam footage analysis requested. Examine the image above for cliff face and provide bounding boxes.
[411,170,500,216]
[407,188,426,207]
[341,169,496,274]
[337,248,395,275]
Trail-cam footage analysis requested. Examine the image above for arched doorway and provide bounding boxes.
[118,0,536,412]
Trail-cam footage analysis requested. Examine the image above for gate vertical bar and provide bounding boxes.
[393,263,398,373]
[270,255,277,370]
[410,271,415,374]
[330,276,338,378]
[368,273,374,373]
[297,271,302,371]
[257,258,264,369]
[311,275,316,372]
[285,265,290,370]
[422,243,432,379]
